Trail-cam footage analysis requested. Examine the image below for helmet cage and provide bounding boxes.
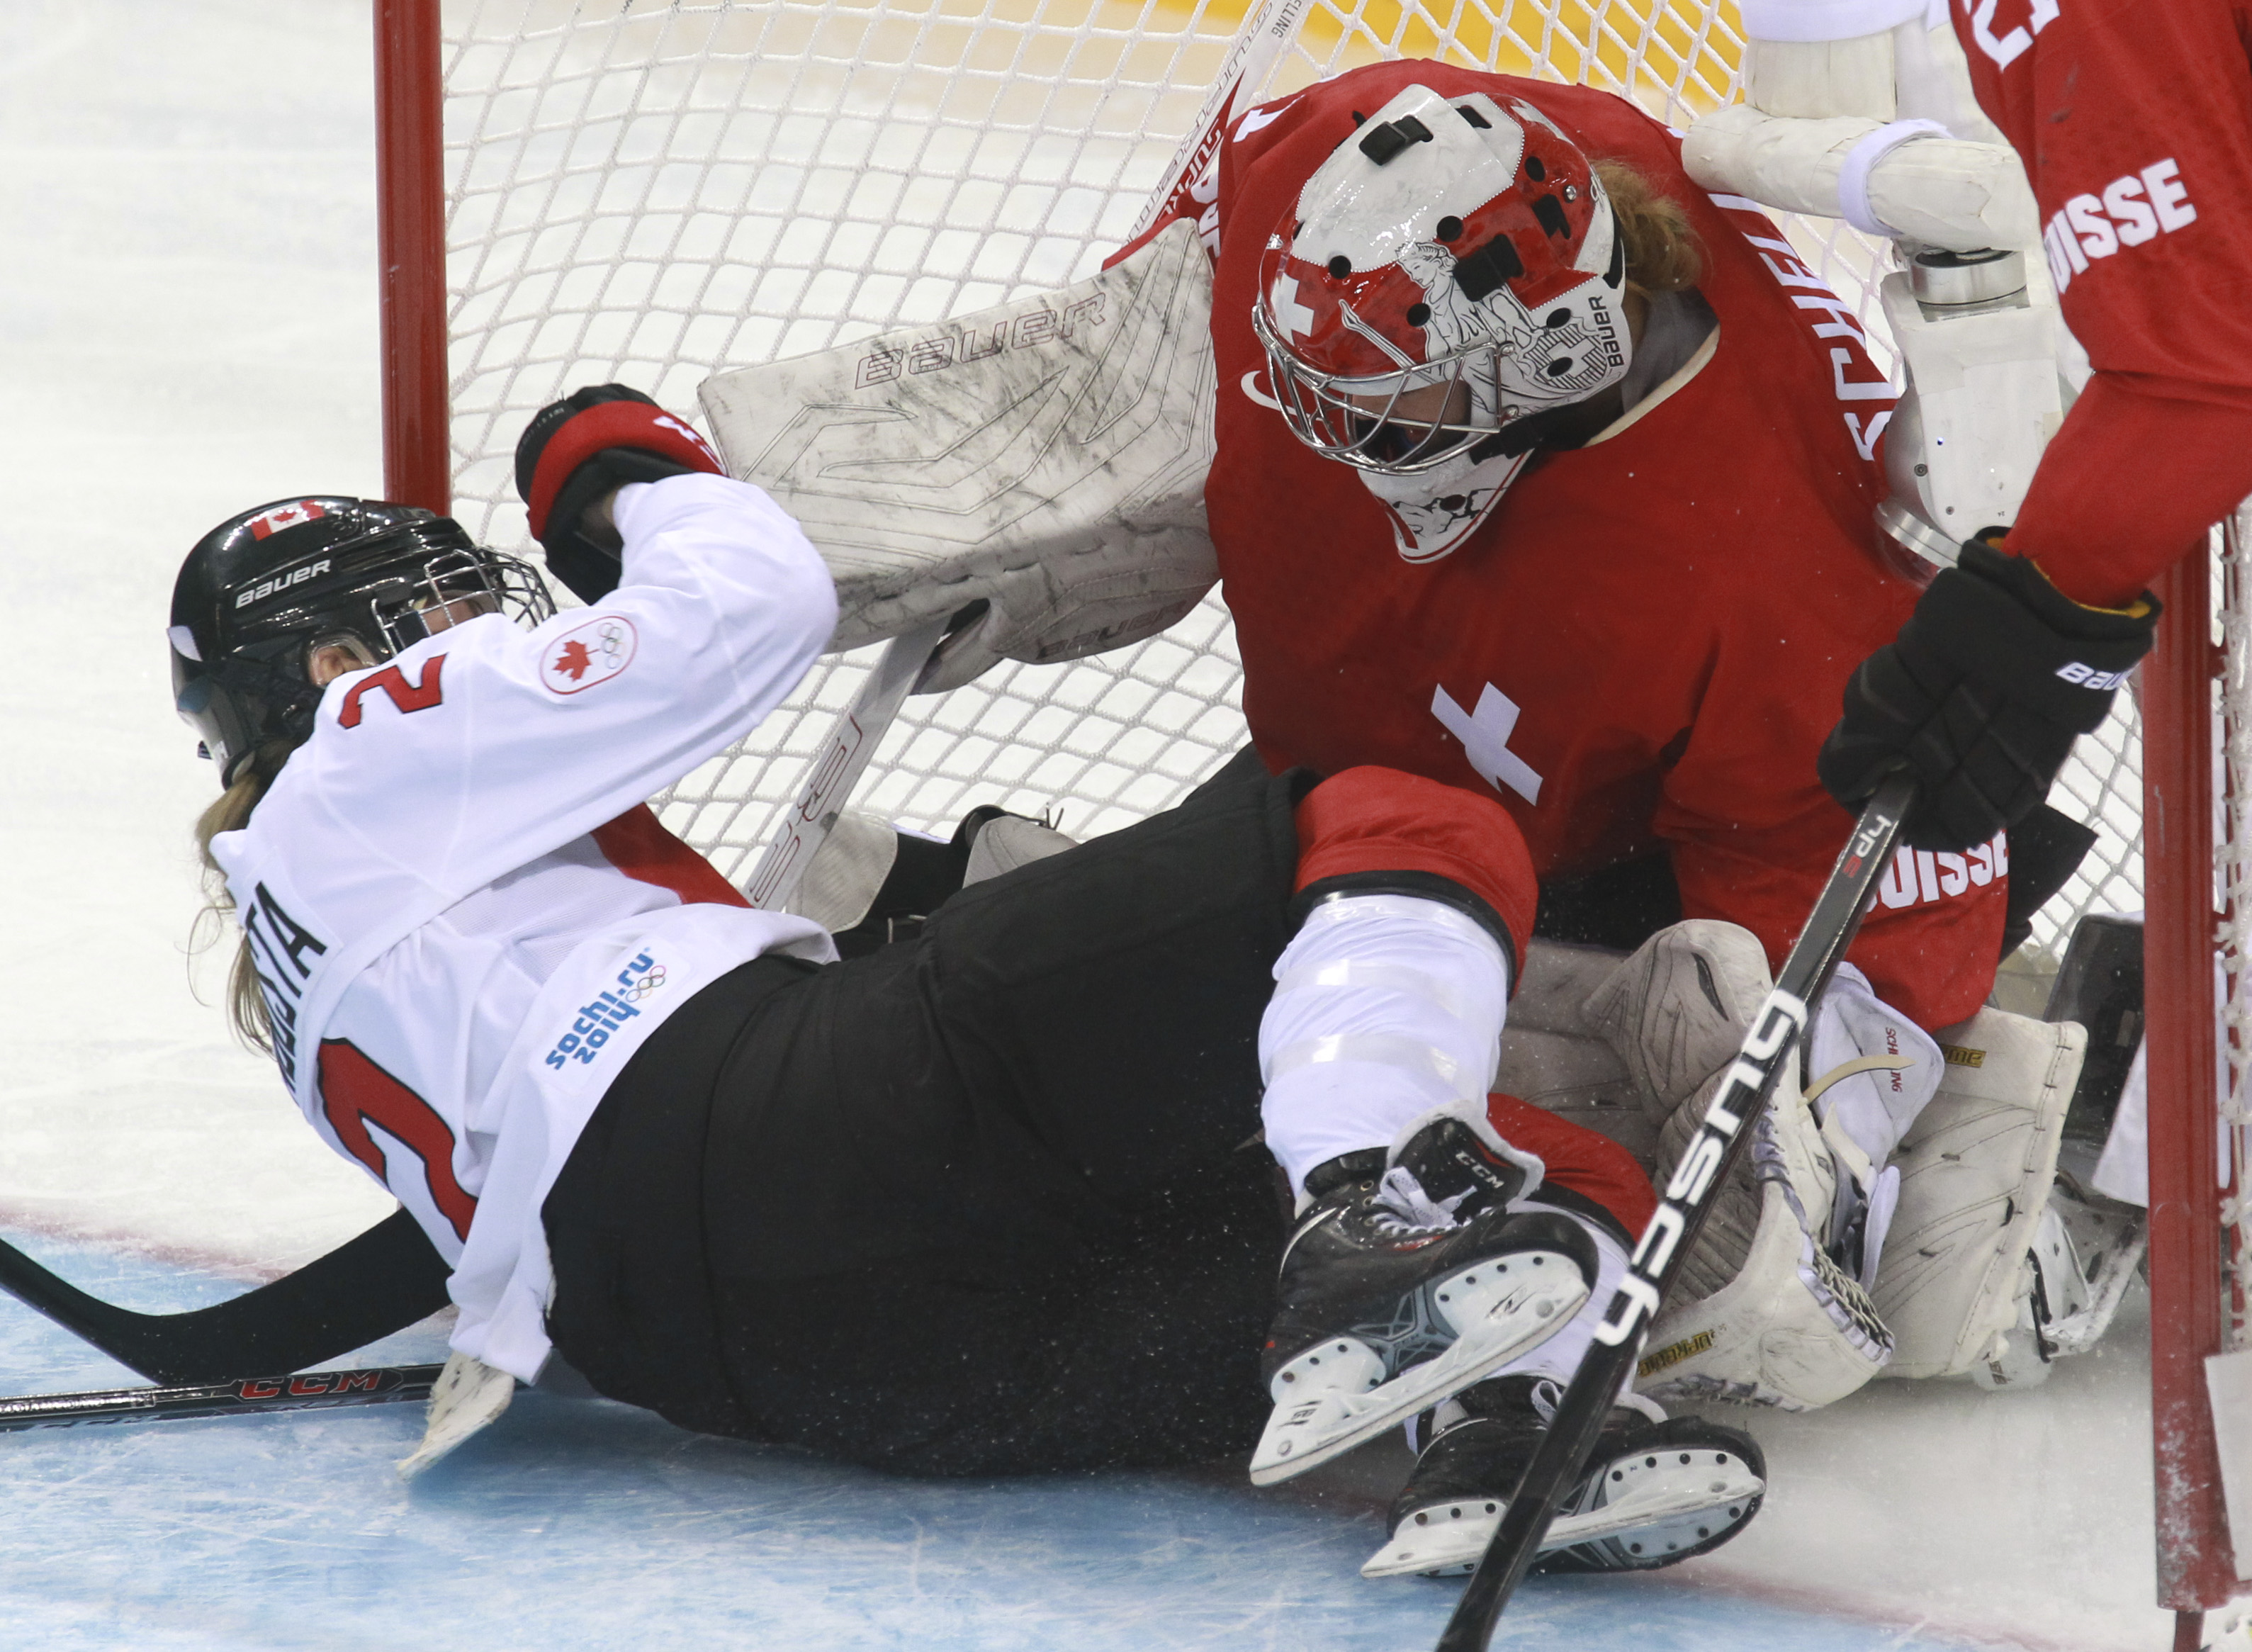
[174,515,554,783]
[1251,298,1507,474]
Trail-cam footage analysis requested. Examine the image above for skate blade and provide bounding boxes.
[1359,1450,1766,1578]
[1248,1256,1589,1488]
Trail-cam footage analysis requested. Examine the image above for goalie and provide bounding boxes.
[161,390,1767,1577]
[680,57,2096,1573]
[1114,57,2088,1534]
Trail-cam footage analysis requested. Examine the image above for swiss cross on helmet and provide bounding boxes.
[1252,84,1631,488]
[169,496,555,785]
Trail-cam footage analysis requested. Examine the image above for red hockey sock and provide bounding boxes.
[1485,1091,1656,1237]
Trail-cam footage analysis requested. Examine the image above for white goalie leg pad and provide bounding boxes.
[962,814,1077,886]
[1585,921,1889,1410]
[1871,1006,2085,1380]
[699,219,1219,693]
[1581,920,1781,1130]
[1492,939,1650,1163]
[397,1350,517,1480]
[1258,895,1511,1199]
[782,810,902,934]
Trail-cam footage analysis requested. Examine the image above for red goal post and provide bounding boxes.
[368,0,2246,1631]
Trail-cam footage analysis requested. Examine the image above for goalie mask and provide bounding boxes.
[1251,84,1631,561]
[169,497,554,785]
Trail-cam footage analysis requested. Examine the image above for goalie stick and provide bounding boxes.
[1124,0,1312,245]
[0,1361,441,1433]
[1434,772,1916,1652]
[741,613,951,911]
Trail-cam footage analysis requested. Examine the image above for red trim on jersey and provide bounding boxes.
[1292,766,1538,969]
[1485,1091,1656,1238]
[592,804,750,909]
[317,1039,478,1241]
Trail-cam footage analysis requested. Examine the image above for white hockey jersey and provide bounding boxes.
[210,476,840,1380]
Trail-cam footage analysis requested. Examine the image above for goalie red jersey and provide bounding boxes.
[1195,62,2005,1030]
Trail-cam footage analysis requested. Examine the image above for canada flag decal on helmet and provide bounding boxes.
[247,500,329,540]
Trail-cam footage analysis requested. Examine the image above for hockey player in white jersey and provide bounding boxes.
[167,387,1762,1575]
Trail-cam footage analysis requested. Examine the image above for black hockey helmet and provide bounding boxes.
[169,496,554,785]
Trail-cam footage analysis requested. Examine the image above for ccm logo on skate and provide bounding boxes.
[541,616,636,695]
[234,558,332,608]
[2055,661,2132,692]
[853,296,1106,388]
[544,952,668,1069]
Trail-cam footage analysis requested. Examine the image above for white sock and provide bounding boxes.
[1258,892,1510,1198]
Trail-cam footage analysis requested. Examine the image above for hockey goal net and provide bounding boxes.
[383,0,2242,1617]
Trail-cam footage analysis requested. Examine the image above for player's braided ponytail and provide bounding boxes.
[1594,159,1704,300]
[190,738,300,1053]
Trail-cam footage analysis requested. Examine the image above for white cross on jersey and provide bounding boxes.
[1431,682,1543,806]
[1271,274,1317,339]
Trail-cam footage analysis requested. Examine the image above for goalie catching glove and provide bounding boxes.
[514,384,725,602]
[1818,536,2158,854]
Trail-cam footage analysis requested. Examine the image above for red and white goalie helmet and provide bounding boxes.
[1251,83,1632,476]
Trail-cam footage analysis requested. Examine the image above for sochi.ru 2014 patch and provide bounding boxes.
[541,614,637,695]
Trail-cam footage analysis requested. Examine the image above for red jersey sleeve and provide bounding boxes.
[1956,0,2252,607]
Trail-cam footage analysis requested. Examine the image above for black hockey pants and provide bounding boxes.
[544,760,1308,1476]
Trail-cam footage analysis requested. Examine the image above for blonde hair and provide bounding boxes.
[1594,158,1704,301]
[190,741,297,1052]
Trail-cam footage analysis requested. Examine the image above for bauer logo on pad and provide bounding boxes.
[541,616,636,695]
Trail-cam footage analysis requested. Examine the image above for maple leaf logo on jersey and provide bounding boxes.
[247,500,327,540]
[540,616,637,695]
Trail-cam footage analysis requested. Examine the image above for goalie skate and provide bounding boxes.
[1250,1109,1597,1487]
[1361,1378,1765,1578]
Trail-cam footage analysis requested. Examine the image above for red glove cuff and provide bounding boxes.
[524,400,723,538]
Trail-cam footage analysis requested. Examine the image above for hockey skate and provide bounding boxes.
[1974,1171,2148,1388]
[1250,1105,1598,1487]
[1361,1375,1766,1577]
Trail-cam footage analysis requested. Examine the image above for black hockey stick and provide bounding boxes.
[0,1209,450,1386]
[0,1361,441,1433]
[1435,772,1915,1652]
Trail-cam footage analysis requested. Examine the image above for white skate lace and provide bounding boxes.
[1371,1165,1466,1234]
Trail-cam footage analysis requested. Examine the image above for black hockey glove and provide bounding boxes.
[1818,535,2158,853]
[513,384,724,602]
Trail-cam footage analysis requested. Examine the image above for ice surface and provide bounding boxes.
[0,1239,2083,1652]
[0,1,2190,1646]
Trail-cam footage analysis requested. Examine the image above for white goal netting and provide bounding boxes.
[436,0,2141,962]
